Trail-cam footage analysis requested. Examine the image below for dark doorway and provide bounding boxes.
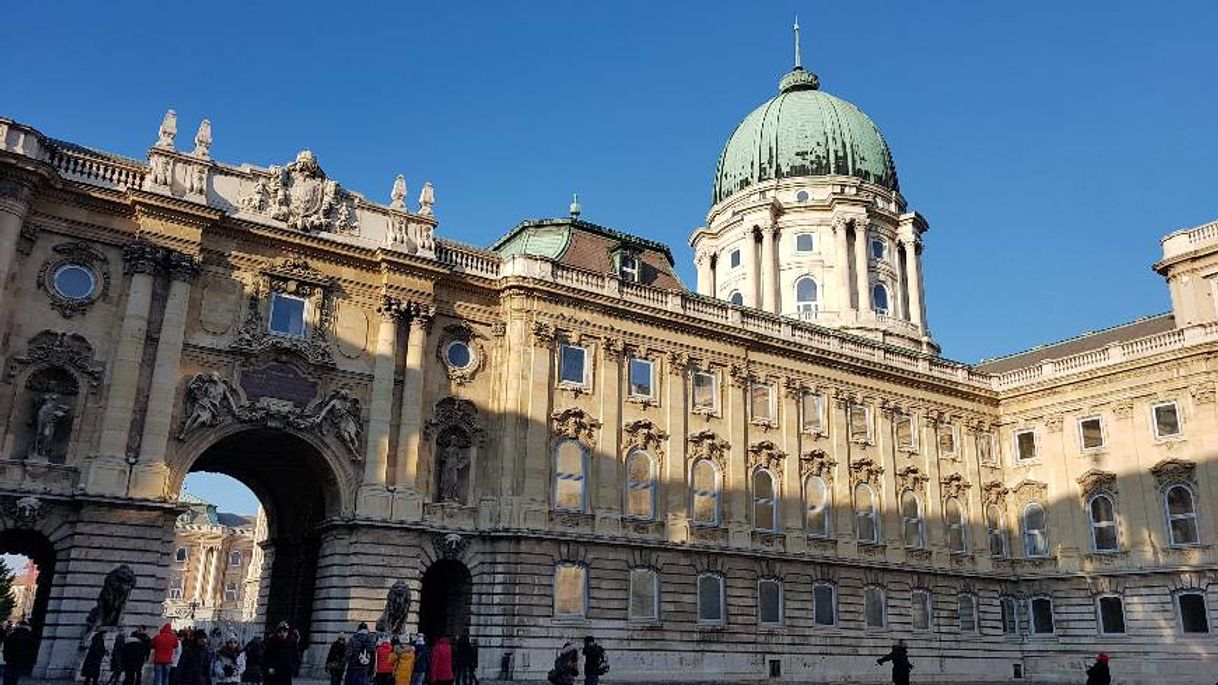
[0,529,57,662]
[418,560,471,639]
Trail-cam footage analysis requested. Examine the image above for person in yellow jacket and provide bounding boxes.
[390,637,415,685]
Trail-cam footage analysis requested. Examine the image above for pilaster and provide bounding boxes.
[361,297,402,504]
[743,226,760,307]
[393,301,432,521]
[760,225,777,313]
[595,338,623,535]
[664,352,689,543]
[727,365,750,547]
[781,381,805,552]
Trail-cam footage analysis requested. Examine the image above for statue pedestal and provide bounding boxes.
[82,456,131,497]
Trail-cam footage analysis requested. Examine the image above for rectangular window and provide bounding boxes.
[224,582,238,602]
[911,590,931,631]
[977,433,995,465]
[168,576,183,600]
[801,393,824,434]
[1078,416,1104,450]
[894,414,915,450]
[729,249,741,269]
[758,579,782,626]
[1030,597,1054,635]
[795,234,815,252]
[619,255,640,283]
[1097,595,1126,635]
[1178,592,1209,634]
[849,404,872,443]
[1015,429,1037,460]
[1153,401,1182,439]
[628,358,654,399]
[628,568,658,621]
[554,564,587,618]
[558,344,588,386]
[750,384,774,422]
[813,584,836,627]
[1000,597,1017,635]
[691,371,718,412]
[864,586,886,629]
[938,426,957,456]
[958,595,978,633]
[697,574,725,623]
[268,293,307,338]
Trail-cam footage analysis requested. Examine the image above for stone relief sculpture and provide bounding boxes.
[28,393,71,460]
[390,174,407,209]
[237,150,358,235]
[192,119,212,159]
[418,181,435,217]
[178,372,241,439]
[83,565,137,636]
[375,580,411,635]
[155,110,176,149]
[312,389,363,458]
[437,442,470,503]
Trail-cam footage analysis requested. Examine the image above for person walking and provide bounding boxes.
[82,631,109,685]
[877,640,913,685]
[324,636,346,685]
[452,635,469,685]
[214,636,243,685]
[580,637,605,685]
[0,620,32,685]
[262,624,297,685]
[151,624,180,685]
[176,632,211,685]
[107,632,127,685]
[389,639,414,685]
[241,637,263,685]
[374,637,394,685]
[547,643,578,685]
[428,637,453,685]
[1085,653,1111,685]
[344,624,376,685]
[407,637,427,685]
[121,629,152,685]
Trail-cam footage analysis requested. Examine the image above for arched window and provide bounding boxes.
[729,291,744,306]
[804,475,829,537]
[752,469,777,531]
[1023,503,1049,558]
[229,550,242,567]
[554,439,587,512]
[872,283,890,315]
[795,276,818,313]
[1088,494,1119,552]
[691,460,720,526]
[945,498,967,553]
[1165,484,1200,546]
[855,484,878,544]
[175,546,188,564]
[624,449,656,519]
[900,490,924,549]
[986,505,1007,558]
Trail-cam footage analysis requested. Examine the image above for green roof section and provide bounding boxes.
[712,68,899,204]
[490,217,675,266]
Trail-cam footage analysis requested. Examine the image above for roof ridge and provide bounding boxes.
[976,312,1174,365]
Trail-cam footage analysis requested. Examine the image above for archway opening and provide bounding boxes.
[0,530,56,662]
[418,560,471,640]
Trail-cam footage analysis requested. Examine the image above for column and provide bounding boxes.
[136,252,199,475]
[694,249,713,296]
[759,226,777,313]
[0,175,33,297]
[362,298,400,489]
[595,343,623,534]
[781,383,805,552]
[833,219,851,314]
[97,243,164,460]
[394,303,432,498]
[727,368,750,547]
[743,226,760,307]
[853,220,871,316]
[664,354,689,543]
[903,239,924,329]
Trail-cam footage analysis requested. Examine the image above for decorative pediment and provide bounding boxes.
[622,419,667,457]
[940,472,971,500]
[1151,458,1196,489]
[423,397,486,446]
[895,465,929,493]
[239,150,359,235]
[6,330,105,393]
[982,481,1008,508]
[230,256,337,367]
[551,407,600,447]
[1076,469,1117,500]
[1011,479,1049,508]
[800,449,836,480]
[747,440,786,477]
[688,430,729,470]
[849,456,883,487]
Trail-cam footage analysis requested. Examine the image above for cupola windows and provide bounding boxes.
[795,233,815,252]
[795,276,818,314]
[870,238,888,262]
[872,284,890,316]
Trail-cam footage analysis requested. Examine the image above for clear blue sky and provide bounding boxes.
[9,3,1217,512]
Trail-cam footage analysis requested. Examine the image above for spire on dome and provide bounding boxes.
[779,14,819,93]
[794,13,801,69]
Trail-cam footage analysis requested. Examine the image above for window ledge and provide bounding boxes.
[551,617,590,626]
[625,395,659,407]
[749,419,778,429]
[691,407,720,418]
[557,381,592,395]
[801,428,830,439]
[626,620,663,630]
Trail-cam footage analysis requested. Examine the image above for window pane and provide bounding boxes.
[895,416,913,449]
[872,284,889,313]
[557,442,583,474]
[555,442,585,510]
[554,565,586,617]
[692,372,716,409]
[627,487,653,519]
[1090,496,1114,523]
[692,461,718,524]
[871,239,885,260]
[796,277,817,302]
[1179,594,1209,633]
[1171,517,1199,546]
[977,434,994,463]
[849,405,870,441]
[796,234,814,252]
[729,291,743,306]
[959,596,977,633]
[1155,403,1181,437]
[1031,598,1054,634]
[806,476,828,536]
[629,569,657,620]
[268,294,306,337]
[911,591,930,630]
[698,576,723,622]
[938,428,956,454]
[1016,431,1037,459]
[1167,486,1194,515]
[1080,418,1104,449]
[856,485,876,543]
[753,471,776,530]
[1099,596,1125,634]
[751,385,772,420]
[730,249,741,268]
[559,345,586,384]
[901,491,922,548]
[1000,598,1017,634]
[758,580,781,624]
[865,587,885,628]
[813,585,835,626]
[802,394,823,432]
[629,359,653,397]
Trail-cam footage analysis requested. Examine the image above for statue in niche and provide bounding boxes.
[28,393,70,460]
[83,565,137,637]
[436,428,471,504]
[178,373,238,439]
[375,581,411,635]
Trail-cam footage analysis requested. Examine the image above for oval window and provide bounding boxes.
[53,264,95,300]
[446,341,473,369]
[795,189,810,203]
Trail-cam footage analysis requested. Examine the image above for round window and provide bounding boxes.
[795,189,810,203]
[53,264,96,300]
[446,341,473,369]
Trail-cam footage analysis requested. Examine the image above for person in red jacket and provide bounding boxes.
[374,638,395,685]
[150,624,180,685]
[428,637,453,685]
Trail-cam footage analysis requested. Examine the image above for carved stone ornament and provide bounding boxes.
[531,321,556,347]
[1011,479,1049,509]
[231,256,336,367]
[1076,469,1118,501]
[982,481,1009,509]
[177,372,363,459]
[375,580,411,635]
[83,565,136,637]
[1151,458,1197,489]
[123,241,166,275]
[747,440,786,478]
[2,496,45,528]
[6,330,105,393]
[602,336,626,363]
[1190,383,1216,405]
[551,407,600,447]
[666,350,690,376]
[688,430,729,471]
[622,419,668,457]
[728,364,753,388]
[1044,414,1064,433]
[906,548,933,563]
[423,396,486,446]
[849,456,883,487]
[239,150,359,234]
[433,532,470,560]
[435,323,485,385]
[800,449,836,480]
[1111,401,1133,419]
[896,465,929,494]
[940,472,971,500]
[36,242,112,318]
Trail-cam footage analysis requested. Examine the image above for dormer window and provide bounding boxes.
[268,292,307,338]
[619,255,640,282]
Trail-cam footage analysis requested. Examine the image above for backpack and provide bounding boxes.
[596,650,609,676]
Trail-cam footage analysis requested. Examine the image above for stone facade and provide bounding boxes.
[0,62,1215,685]
[162,495,261,626]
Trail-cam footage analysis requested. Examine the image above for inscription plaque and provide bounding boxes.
[240,362,319,409]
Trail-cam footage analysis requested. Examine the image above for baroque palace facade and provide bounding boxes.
[0,55,1215,685]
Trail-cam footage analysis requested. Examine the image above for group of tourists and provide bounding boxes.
[547,637,606,685]
[324,623,479,685]
[873,640,1114,685]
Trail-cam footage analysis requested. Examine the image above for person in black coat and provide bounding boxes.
[262,623,297,685]
[241,637,264,684]
[121,630,152,685]
[2,621,36,685]
[176,632,212,685]
[107,632,126,685]
[877,640,913,685]
[1085,653,1111,685]
[82,631,109,685]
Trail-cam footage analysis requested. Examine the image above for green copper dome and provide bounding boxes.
[712,68,899,204]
